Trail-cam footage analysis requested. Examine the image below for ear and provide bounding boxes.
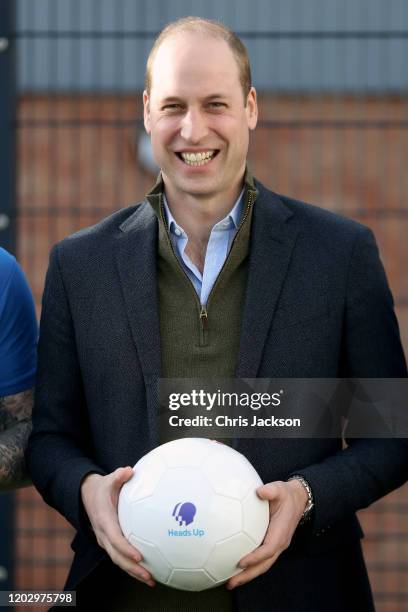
[143,90,151,134]
[246,87,258,131]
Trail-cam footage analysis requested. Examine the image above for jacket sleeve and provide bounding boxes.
[292,226,408,534]
[26,245,106,532]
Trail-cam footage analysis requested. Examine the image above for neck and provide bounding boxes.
[162,176,245,245]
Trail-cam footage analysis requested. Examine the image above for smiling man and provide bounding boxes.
[27,17,407,612]
[143,22,258,298]
[144,28,256,206]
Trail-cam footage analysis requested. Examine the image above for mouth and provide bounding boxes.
[175,150,220,166]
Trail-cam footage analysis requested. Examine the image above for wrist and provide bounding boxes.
[81,472,102,506]
[287,475,314,524]
[287,478,308,513]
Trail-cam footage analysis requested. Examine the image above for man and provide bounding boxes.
[27,17,407,611]
[0,247,37,489]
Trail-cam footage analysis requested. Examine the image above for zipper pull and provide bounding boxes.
[200,306,209,330]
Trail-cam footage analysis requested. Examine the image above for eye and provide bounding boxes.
[208,102,226,109]
[162,104,182,111]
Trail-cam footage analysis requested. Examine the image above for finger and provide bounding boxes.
[109,467,134,507]
[112,466,134,488]
[104,539,153,583]
[256,482,283,501]
[121,560,153,584]
[126,569,156,588]
[120,559,153,583]
[238,543,275,568]
[227,554,279,590]
[107,523,144,563]
[239,522,288,568]
[100,510,143,563]
[121,560,152,582]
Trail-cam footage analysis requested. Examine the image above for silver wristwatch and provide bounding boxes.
[287,475,314,524]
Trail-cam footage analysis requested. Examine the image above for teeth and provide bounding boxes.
[180,151,216,165]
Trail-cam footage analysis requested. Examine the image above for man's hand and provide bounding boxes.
[81,467,155,587]
[226,479,308,590]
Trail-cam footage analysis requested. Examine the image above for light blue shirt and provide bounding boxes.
[163,189,245,306]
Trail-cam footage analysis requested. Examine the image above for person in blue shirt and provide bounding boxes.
[0,247,37,489]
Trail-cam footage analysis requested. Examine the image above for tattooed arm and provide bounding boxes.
[0,387,33,490]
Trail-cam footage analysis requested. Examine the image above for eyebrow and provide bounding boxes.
[204,94,228,100]
[160,94,228,104]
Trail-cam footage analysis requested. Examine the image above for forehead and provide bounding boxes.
[149,33,241,100]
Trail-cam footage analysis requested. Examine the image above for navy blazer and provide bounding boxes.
[27,179,407,611]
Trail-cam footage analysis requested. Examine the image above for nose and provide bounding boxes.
[179,108,209,144]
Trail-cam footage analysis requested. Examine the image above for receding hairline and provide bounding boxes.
[145,17,252,103]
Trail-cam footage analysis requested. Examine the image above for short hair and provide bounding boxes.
[145,16,252,104]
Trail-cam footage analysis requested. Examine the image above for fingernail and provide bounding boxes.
[239,563,247,569]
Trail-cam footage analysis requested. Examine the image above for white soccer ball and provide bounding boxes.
[118,438,269,591]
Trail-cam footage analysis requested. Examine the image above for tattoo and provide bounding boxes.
[0,388,33,430]
[0,388,34,489]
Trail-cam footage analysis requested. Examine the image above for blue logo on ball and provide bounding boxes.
[172,502,196,526]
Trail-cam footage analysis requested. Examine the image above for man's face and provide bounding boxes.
[143,33,258,200]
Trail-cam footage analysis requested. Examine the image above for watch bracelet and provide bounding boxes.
[287,474,314,524]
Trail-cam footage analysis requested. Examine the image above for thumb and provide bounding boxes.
[257,482,281,501]
[112,466,134,488]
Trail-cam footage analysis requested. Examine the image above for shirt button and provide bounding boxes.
[174,228,182,237]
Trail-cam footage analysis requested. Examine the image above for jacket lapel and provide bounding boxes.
[236,184,298,377]
[115,202,161,386]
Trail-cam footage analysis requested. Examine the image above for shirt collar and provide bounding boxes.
[145,165,259,225]
[162,188,245,238]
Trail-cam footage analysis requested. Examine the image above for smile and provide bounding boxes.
[176,150,219,166]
